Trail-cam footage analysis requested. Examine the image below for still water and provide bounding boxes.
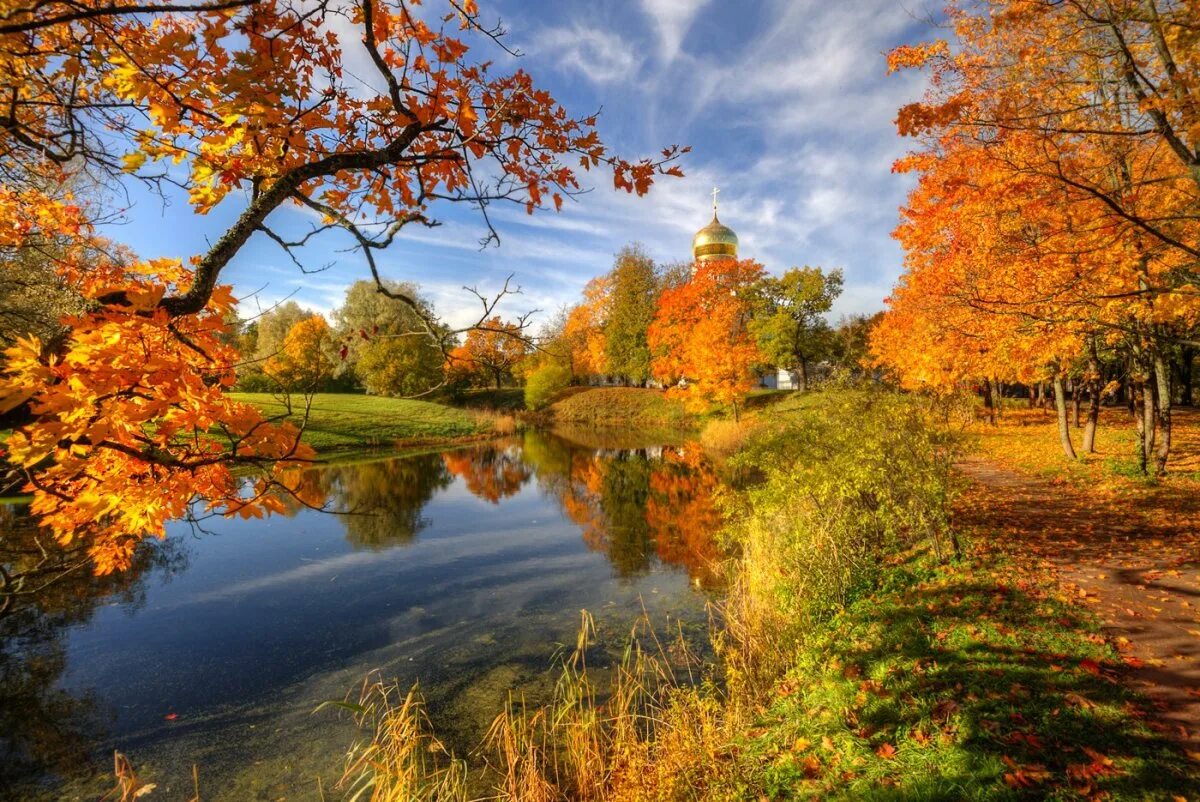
[1,428,723,801]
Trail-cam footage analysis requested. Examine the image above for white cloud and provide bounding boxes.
[640,0,711,60]
[536,23,642,83]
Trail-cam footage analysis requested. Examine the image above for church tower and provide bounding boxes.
[692,187,738,266]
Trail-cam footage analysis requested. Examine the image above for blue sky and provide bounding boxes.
[108,0,938,329]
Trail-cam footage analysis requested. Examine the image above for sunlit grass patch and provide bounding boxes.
[972,404,1200,499]
[742,553,1196,800]
[229,392,485,451]
[549,387,694,428]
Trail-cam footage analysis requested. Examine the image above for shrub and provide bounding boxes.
[524,361,572,411]
[722,386,960,696]
[233,368,277,393]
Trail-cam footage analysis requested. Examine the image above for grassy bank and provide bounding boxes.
[314,387,1195,800]
[548,387,694,428]
[230,392,497,452]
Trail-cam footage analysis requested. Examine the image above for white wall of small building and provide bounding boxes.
[758,368,801,390]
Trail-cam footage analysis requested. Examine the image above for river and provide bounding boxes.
[0,428,723,801]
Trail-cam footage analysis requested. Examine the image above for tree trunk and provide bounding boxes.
[1176,346,1195,407]
[982,379,996,425]
[992,380,1004,418]
[1028,386,1036,408]
[1082,349,1101,454]
[1153,352,1172,476]
[1071,380,1081,428]
[1143,380,1156,467]
[1053,375,1077,460]
[798,358,809,392]
[1132,379,1148,474]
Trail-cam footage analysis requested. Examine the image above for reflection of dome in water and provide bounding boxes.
[692,191,738,263]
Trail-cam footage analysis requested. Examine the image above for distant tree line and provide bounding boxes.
[518,244,877,412]
[231,280,532,397]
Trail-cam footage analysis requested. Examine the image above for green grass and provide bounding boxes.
[548,387,694,428]
[230,392,486,452]
[740,551,1196,800]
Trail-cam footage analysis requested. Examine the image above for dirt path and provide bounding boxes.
[957,456,1200,755]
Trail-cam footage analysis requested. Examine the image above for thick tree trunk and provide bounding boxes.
[1053,375,1077,460]
[992,380,1004,418]
[1028,386,1036,408]
[982,379,996,425]
[1071,380,1081,428]
[798,358,809,392]
[1153,352,1172,476]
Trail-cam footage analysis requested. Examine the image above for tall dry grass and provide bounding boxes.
[321,676,468,802]
[471,410,520,436]
[697,417,759,461]
[330,612,748,801]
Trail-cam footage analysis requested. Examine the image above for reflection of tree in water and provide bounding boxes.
[519,431,722,586]
[597,453,655,577]
[0,504,185,793]
[645,449,724,588]
[319,454,453,550]
[441,445,530,504]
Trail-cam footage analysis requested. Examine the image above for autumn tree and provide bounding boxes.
[233,300,315,389]
[447,317,529,389]
[648,259,765,417]
[603,245,658,386]
[332,280,445,396]
[750,266,843,391]
[829,312,882,376]
[1,0,683,572]
[562,276,612,380]
[264,315,336,392]
[0,227,87,348]
[878,0,1200,472]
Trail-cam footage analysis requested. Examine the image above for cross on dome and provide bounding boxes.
[692,189,738,265]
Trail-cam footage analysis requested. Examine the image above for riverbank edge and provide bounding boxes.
[332,388,1198,799]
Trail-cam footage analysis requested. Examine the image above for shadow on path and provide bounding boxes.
[958,456,1200,754]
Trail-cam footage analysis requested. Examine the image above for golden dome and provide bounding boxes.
[692,214,738,263]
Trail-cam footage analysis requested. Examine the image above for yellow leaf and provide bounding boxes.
[122,151,148,172]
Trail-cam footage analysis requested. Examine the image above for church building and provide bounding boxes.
[689,190,803,391]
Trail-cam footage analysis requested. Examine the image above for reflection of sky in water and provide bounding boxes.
[17,433,718,801]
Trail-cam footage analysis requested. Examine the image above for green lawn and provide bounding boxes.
[230,393,486,452]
